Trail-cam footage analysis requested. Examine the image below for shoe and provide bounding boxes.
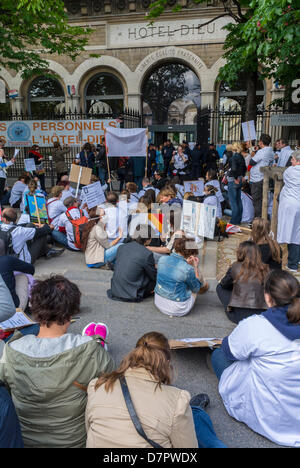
[46,248,65,259]
[190,393,210,410]
[198,282,210,295]
[286,267,298,273]
[82,323,96,336]
[100,264,111,270]
[107,261,114,271]
[94,322,109,350]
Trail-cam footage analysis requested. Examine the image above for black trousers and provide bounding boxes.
[250,180,263,218]
[0,177,6,201]
[216,283,264,324]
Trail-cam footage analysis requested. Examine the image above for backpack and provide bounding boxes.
[65,209,89,250]
[0,226,17,256]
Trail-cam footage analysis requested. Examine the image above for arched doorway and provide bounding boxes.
[84,73,124,116]
[28,76,65,116]
[142,62,200,145]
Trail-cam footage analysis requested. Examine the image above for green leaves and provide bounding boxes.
[0,0,92,77]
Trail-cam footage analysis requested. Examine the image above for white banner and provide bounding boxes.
[0,119,119,147]
[105,127,148,157]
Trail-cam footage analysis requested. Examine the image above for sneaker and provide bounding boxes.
[46,248,65,259]
[190,393,210,410]
[286,267,298,273]
[94,322,109,350]
[82,323,96,337]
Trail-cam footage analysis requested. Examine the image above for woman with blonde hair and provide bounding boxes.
[86,331,226,448]
[251,217,282,270]
[157,186,182,206]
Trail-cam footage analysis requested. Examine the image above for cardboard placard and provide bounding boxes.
[169,338,222,350]
[184,180,204,196]
[69,164,92,186]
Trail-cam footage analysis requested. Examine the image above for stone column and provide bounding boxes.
[11,96,24,115]
[127,93,142,113]
[200,90,216,109]
[68,95,81,113]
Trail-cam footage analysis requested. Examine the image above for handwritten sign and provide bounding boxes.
[184,180,204,196]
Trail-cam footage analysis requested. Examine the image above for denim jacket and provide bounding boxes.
[155,253,201,302]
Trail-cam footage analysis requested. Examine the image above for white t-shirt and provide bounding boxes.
[277,146,293,167]
[250,146,274,183]
[219,315,300,447]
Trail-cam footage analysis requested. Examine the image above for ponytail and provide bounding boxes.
[287,297,300,324]
[265,270,300,324]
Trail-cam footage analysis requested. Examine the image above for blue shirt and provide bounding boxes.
[155,252,201,302]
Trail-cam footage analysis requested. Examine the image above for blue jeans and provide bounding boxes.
[287,243,300,270]
[192,406,226,448]
[228,180,243,225]
[87,244,121,268]
[51,230,78,251]
[211,348,234,381]
[98,167,108,186]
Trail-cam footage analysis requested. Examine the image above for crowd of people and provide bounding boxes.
[0,134,299,449]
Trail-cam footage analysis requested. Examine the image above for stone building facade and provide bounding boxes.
[0,0,286,144]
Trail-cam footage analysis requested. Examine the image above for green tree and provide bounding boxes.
[148,0,299,120]
[0,0,92,78]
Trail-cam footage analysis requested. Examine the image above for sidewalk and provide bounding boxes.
[34,240,280,448]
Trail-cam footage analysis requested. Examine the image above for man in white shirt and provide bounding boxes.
[138,177,159,199]
[0,208,64,264]
[277,139,293,167]
[249,134,274,217]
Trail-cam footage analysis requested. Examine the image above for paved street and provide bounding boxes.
[34,239,281,448]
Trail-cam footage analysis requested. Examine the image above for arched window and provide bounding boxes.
[219,74,265,110]
[28,76,65,116]
[142,62,201,126]
[85,73,124,115]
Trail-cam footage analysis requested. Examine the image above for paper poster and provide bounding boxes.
[181,200,216,240]
[24,158,36,172]
[169,338,222,350]
[81,181,106,209]
[14,149,20,158]
[184,180,204,196]
[0,311,36,331]
[105,127,148,157]
[242,120,256,142]
[26,194,48,224]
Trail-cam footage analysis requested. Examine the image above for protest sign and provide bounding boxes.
[169,338,222,350]
[184,180,204,196]
[0,119,120,147]
[105,127,148,157]
[69,164,92,198]
[26,194,48,225]
[181,200,217,240]
[242,120,256,141]
[81,181,106,209]
[24,158,36,173]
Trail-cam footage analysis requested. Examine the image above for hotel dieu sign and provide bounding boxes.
[108,17,231,49]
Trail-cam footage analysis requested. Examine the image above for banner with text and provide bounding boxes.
[0,119,120,147]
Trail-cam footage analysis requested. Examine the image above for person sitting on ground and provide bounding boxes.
[170,175,185,200]
[103,192,123,244]
[86,331,226,449]
[9,173,30,209]
[154,235,202,317]
[107,224,157,303]
[57,180,75,202]
[0,208,64,264]
[203,185,222,218]
[240,181,254,224]
[20,178,44,218]
[205,169,224,209]
[55,197,83,251]
[81,207,123,269]
[0,238,34,310]
[0,276,16,357]
[46,186,67,230]
[126,182,139,207]
[138,177,158,199]
[216,241,269,324]
[157,186,182,206]
[152,171,167,191]
[211,269,300,447]
[251,217,282,270]
[0,275,115,448]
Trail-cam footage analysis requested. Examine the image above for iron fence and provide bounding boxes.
[1,109,142,179]
[197,106,300,146]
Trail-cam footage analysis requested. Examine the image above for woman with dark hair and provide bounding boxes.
[82,207,123,269]
[76,142,95,169]
[28,144,46,192]
[216,241,269,324]
[154,235,202,317]
[212,270,300,447]
[251,217,282,270]
[0,275,114,448]
[86,331,226,448]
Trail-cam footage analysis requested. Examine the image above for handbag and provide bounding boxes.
[119,376,163,449]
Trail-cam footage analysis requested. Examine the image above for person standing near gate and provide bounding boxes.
[249,134,274,218]
[0,140,15,202]
[53,141,71,184]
